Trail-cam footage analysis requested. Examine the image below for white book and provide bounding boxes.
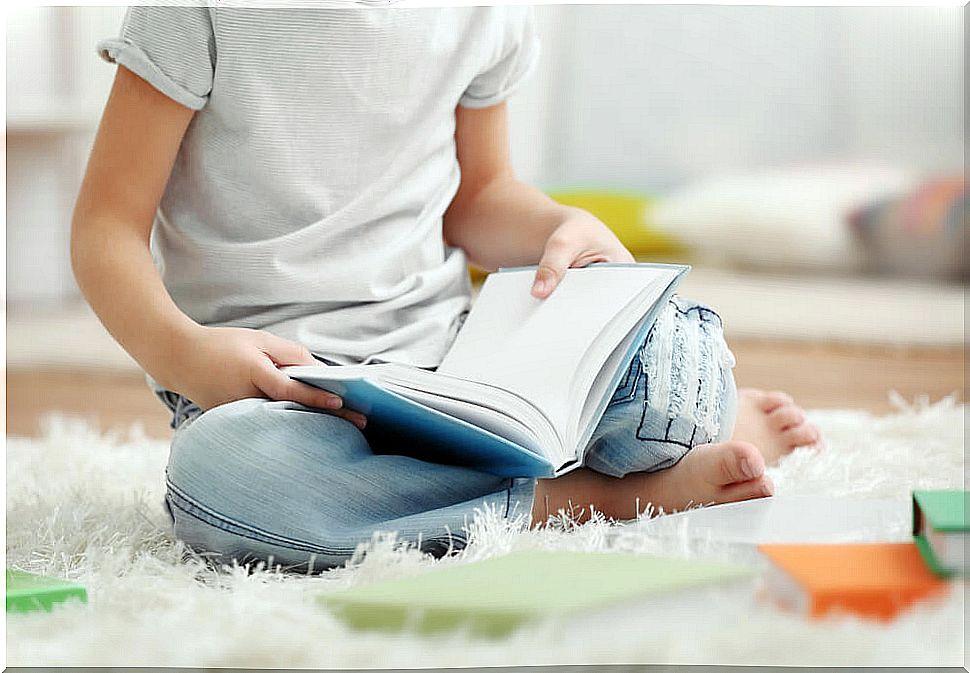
[618,495,911,545]
[285,263,687,477]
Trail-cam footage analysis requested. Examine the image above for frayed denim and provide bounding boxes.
[583,296,737,477]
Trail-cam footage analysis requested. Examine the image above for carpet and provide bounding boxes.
[6,394,966,668]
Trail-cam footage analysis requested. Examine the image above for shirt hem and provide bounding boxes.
[97,37,208,111]
[458,39,541,110]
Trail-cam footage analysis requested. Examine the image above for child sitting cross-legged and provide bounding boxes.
[71,6,822,570]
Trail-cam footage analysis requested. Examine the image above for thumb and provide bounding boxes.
[532,237,573,299]
[259,334,317,366]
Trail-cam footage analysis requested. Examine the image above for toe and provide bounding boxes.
[768,404,805,431]
[784,422,820,449]
[808,424,825,451]
[718,474,775,503]
[694,440,766,486]
[756,390,795,412]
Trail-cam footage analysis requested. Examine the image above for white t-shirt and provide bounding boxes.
[98,6,539,367]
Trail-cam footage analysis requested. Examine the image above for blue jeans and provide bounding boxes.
[157,296,737,571]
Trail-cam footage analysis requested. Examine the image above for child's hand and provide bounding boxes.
[531,207,635,299]
[171,326,367,428]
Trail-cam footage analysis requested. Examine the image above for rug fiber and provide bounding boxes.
[6,394,965,668]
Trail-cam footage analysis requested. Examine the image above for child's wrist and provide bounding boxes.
[143,317,204,392]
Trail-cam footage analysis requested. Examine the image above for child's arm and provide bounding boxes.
[71,66,364,426]
[443,103,633,299]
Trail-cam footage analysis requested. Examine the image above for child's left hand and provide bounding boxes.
[531,206,635,299]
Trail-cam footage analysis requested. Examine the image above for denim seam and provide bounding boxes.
[589,433,694,477]
[504,480,512,518]
[166,496,353,556]
[634,407,695,448]
[167,478,467,557]
[609,360,642,407]
[166,477,355,555]
[670,302,723,327]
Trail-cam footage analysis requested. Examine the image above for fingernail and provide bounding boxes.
[532,279,546,296]
[762,481,774,496]
[355,417,367,429]
[326,397,343,409]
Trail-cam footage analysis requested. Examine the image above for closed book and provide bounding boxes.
[758,543,948,621]
[912,490,968,576]
[319,550,754,638]
[6,569,87,613]
[622,495,907,546]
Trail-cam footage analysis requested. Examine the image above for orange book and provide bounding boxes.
[758,542,949,621]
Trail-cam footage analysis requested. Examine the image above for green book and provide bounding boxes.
[912,490,968,577]
[6,569,88,613]
[319,550,755,638]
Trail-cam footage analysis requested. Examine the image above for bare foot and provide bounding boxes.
[731,388,822,466]
[532,440,773,525]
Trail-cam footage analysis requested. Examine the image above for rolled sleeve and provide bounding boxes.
[97,5,215,111]
[459,7,540,109]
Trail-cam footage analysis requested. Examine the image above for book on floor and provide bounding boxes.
[912,489,968,577]
[286,263,687,477]
[758,542,949,621]
[318,550,754,637]
[6,569,88,613]
[619,495,910,545]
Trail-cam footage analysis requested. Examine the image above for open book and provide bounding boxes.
[285,263,687,477]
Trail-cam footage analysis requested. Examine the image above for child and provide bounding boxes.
[72,6,821,570]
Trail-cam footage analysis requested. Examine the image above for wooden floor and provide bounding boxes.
[5,339,965,440]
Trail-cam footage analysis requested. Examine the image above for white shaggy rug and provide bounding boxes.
[6,394,966,668]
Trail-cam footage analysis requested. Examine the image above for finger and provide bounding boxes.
[532,234,575,299]
[259,334,317,366]
[252,357,344,410]
[330,408,368,430]
[253,361,367,429]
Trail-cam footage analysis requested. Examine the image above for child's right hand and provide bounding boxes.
[170,325,367,429]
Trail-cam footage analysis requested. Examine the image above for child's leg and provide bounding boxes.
[532,296,820,524]
[163,398,535,571]
[582,296,741,478]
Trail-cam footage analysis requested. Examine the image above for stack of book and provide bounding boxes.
[756,489,965,622]
[912,489,967,577]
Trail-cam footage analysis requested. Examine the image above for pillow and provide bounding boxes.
[546,189,682,257]
[849,178,967,279]
[648,164,917,272]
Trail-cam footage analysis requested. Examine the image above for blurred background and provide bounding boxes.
[6,5,966,438]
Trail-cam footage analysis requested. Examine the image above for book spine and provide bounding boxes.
[912,493,923,537]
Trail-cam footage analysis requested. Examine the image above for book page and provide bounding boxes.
[438,265,680,451]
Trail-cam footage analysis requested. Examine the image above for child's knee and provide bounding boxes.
[169,397,362,470]
[641,295,736,441]
[168,397,266,475]
[585,296,738,477]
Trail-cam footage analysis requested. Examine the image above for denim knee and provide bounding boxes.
[163,398,368,567]
[583,296,737,478]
